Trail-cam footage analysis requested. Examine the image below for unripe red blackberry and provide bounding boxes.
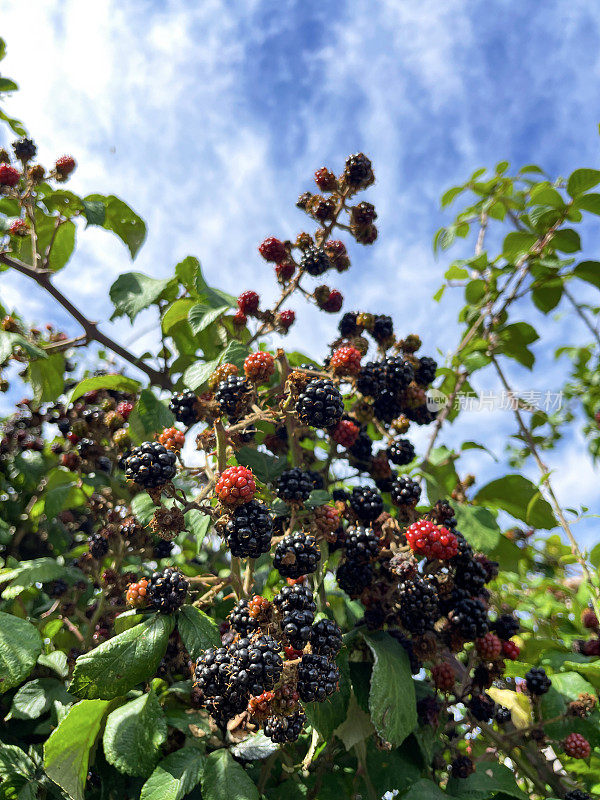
[215,375,252,417]
[8,218,29,236]
[126,578,149,608]
[146,568,188,614]
[237,290,260,315]
[297,653,339,702]
[475,632,502,661]
[273,532,320,579]
[55,155,76,179]
[169,389,199,425]
[116,400,134,419]
[344,153,374,189]
[501,640,520,660]
[387,438,416,466]
[276,468,314,502]
[124,442,177,488]
[450,756,474,779]
[300,246,332,276]
[264,710,306,743]
[208,362,239,390]
[224,499,273,557]
[432,662,455,691]
[330,345,362,376]
[405,519,458,560]
[259,236,286,262]
[317,288,344,313]
[215,465,256,507]
[158,427,186,451]
[310,618,342,658]
[314,167,337,192]
[275,261,295,282]
[233,309,247,326]
[391,476,421,507]
[331,418,360,448]
[296,379,344,429]
[325,239,350,271]
[525,667,551,696]
[0,164,20,187]
[349,488,384,523]
[278,309,295,330]
[564,732,591,759]
[244,351,275,382]
[12,137,37,162]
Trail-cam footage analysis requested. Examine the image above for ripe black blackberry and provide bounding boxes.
[397,575,440,635]
[295,379,344,428]
[336,559,373,597]
[276,468,314,502]
[264,711,306,743]
[373,389,402,423]
[344,153,374,189]
[147,568,189,613]
[229,634,283,696]
[356,361,386,397]
[194,646,232,699]
[124,442,177,488]
[297,653,339,702]
[450,598,489,641]
[414,356,437,386]
[344,525,380,561]
[372,315,393,343]
[452,551,487,598]
[348,429,373,468]
[495,705,511,725]
[406,404,437,426]
[387,438,415,466]
[225,500,273,558]
[153,539,174,559]
[468,692,495,722]
[215,375,252,418]
[332,488,349,502]
[310,618,342,658]
[169,389,199,425]
[338,311,358,338]
[472,664,492,690]
[307,470,324,490]
[349,487,383,522]
[525,667,551,696]
[89,532,109,560]
[300,246,332,276]
[12,137,37,162]
[48,578,68,597]
[228,599,259,636]
[384,356,414,391]
[450,756,474,779]
[391,476,421,506]
[492,614,520,641]
[274,584,316,649]
[273,532,320,578]
[564,791,591,800]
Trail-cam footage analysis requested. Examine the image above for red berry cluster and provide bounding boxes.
[405,520,459,560]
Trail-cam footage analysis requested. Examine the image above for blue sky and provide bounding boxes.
[1,0,599,544]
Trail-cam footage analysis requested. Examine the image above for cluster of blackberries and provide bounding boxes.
[146,568,189,613]
[349,487,384,521]
[295,379,344,429]
[228,599,259,637]
[276,468,314,502]
[391,475,421,507]
[297,653,340,702]
[274,532,321,579]
[169,390,199,426]
[124,442,177,489]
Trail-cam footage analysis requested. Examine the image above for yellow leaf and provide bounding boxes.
[488,687,533,729]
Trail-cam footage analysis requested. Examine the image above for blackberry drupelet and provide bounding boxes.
[338,311,358,338]
[336,559,373,596]
[273,532,320,578]
[124,442,177,488]
[415,356,437,386]
[215,375,252,418]
[344,525,380,561]
[468,692,495,722]
[356,361,386,397]
[295,379,344,428]
[310,618,342,658]
[349,486,383,522]
[492,614,520,641]
[169,389,199,425]
[264,711,306,743]
[276,468,314,502]
[397,575,440,635]
[391,475,421,506]
[297,653,339,702]
[89,532,109,560]
[450,598,489,641]
[229,599,259,636]
[372,314,393,343]
[384,356,414,391]
[147,567,189,613]
[387,438,416,466]
[229,634,283,696]
[225,500,273,558]
[300,246,332,276]
[525,667,551,696]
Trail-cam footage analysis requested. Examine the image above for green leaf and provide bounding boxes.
[109,272,174,322]
[230,732,279,761]
[70,615,174,699]
[38,649,69,678]
[552,228,581,253]
[128,389,175,444]
[67,374,140,404]
[362,631,417,746]
[402,779,447,799]
[86,194,146,257]
[474,474,557,529]
[567,168,600,197]
[496,322,539,369]
[0,612,42,693]
[81,199,106,226]
[175,256,203,294]
[502,231,537,262]
[306,489,332,508]
[37,218,76,271]
[220,339,250,369]
[0,743,36,780]
[573,260,600,290]
[44,699,113,800]
[451,503,500,552]
[28,353,64,403]
[140,748,205,800]
[103,691,167,777]
[177,605,220,660]
[235,447,286,483]
[0,107,26,136]
[574,192,600,215]
[42,190,84,217]
[304,650,351,739]
[131,492,156,526]
[447,761,526,799]
[8,678,73,720]
[183,357,220,392]
[0,331,47,362]
[162,298,196,334]
[188,304,229,335]
[201,749,258,800]
[531,281,563,313]
[333,692,374,749]
[185,509,211,553]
